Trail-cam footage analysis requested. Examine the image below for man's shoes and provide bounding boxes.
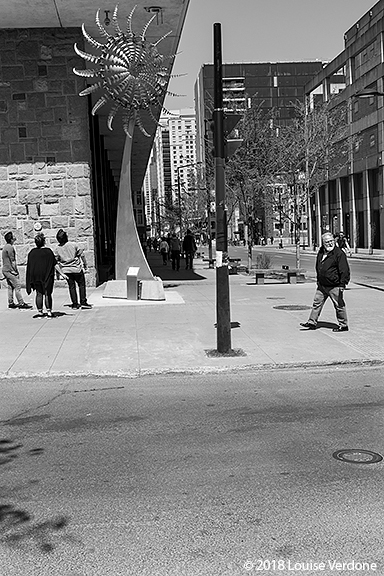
[300,322,316,330]
[81,303,92,309]
[71,304,80,309]
[332,326,349,332]
[18,303,32,309]
[8,303,18,309]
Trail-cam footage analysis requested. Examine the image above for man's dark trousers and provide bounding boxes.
[171,250,180,271]
[67,271,87,306]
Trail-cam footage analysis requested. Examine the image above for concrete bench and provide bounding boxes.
[253,268,305,285]
[228,257,241,275]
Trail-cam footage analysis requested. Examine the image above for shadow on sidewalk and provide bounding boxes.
[146,251,207,281]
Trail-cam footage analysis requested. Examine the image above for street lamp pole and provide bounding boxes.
[177,168,182,237]
[213,22,231,353]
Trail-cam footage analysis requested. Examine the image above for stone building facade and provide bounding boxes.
[0,28,96,285]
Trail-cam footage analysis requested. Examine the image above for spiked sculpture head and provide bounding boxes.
[73,4,174,137]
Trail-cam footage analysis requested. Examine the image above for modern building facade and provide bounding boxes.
[0,1,189,286]
[305,0,384,251]
[194,61,324,243]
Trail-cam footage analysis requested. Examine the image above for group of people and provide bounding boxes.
[157,230,197,271]
[1,229,92,318]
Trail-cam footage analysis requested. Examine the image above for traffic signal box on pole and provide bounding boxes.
[209,113,243,162]
[223,114,243,161]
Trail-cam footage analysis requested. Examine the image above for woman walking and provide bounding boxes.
[26,233,61,318]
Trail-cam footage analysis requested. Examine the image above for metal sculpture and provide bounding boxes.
[73,4,173,137]
[72,3,178,290]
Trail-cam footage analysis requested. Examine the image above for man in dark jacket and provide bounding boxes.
[182,229,197,270]
[300,232,350,332]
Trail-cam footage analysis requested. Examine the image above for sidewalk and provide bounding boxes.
[0,249,383,379]
[250,243,384,261]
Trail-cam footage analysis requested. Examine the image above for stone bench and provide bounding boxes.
[253,268,305,285]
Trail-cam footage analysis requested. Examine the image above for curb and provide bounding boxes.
[1,358,383,381]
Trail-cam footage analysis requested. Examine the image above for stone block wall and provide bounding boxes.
[0,28,96,286]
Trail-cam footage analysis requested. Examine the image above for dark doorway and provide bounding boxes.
[372,210,381,249]
[357,211,365,248]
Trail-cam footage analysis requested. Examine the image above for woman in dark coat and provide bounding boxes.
[26,233,62,318]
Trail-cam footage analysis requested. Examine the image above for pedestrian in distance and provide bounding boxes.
[159,237,169,265]
[183,229,197,270]
[1,231,32,310]
[335,231,352,257]
[54,229,92,310]
[26,233,63,318]
[166,233,172,261]
[300,232,350,333]
[141,237,147,258]
[169,232,181,271]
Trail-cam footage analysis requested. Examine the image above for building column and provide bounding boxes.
[350,172,357,251]
[336,177,343,233]
[365,167,372,252]
[315,186,321,245]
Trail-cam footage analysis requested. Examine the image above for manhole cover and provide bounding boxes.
[273,305,311,311]
[332,449,383,464]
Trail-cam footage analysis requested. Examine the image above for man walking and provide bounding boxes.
[169,232,181,271]
[1,232,32,309]
[182,229,197,270]
[300,232,350,332]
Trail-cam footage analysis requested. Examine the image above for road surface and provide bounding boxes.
[1,366,384,575]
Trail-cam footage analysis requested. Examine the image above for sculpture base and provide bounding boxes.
[103,278,165,301]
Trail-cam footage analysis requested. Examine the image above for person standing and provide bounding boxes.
[26,233,61,318]
[182,229,197,270]
[54,229,92,309]
[159,237,169,265]
[169,233,181,271]
[335,231,352,257]
[1,231,32,310]
[300,232,350,332]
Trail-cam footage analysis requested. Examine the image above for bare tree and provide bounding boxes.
[225,104,282,270]
[276,97,351,268]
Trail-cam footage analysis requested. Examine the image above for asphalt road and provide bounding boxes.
[1,366,384,575]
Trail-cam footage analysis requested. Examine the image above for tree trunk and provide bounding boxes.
[244,223,252,272]
[295,238,300,271]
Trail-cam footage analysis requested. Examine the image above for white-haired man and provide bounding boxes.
[300,232,350,332]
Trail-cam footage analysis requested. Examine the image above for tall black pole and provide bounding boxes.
[213,23,231,353]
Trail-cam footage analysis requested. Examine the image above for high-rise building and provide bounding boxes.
[305,0,384,251]
[194,61,324,242]
[143,109,197,236]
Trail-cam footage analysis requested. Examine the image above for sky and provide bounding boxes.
[164,0,377,110]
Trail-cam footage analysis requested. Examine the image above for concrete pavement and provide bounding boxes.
[0,249,384,379]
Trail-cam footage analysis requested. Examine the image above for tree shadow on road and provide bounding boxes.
[0,438,75,554]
